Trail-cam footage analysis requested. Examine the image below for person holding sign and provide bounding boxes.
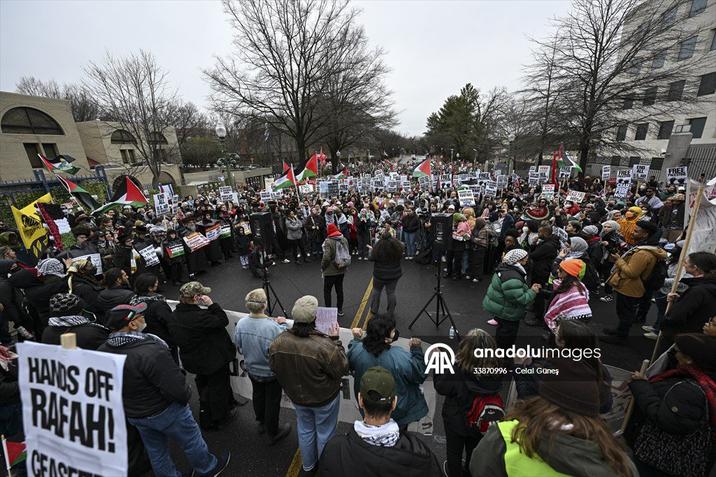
[99,303,231,477]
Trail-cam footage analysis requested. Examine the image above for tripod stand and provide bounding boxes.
[260,251,288,316]
[408,257,460,338]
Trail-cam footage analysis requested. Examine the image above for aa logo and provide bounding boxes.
[424,343,455,374]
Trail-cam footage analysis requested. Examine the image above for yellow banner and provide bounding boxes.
[11,193,52,256]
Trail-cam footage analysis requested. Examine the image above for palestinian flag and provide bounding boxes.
[2,437,26,468]
[56,175,100,211]
[37,202,71,250]
[273,166,296,191]
[413,159,431,178]
[556,144,582,173]
[317,148,327,166]
[282,161,290,173]
[333,167,349,180]
[296,154,318,183]
[39,154,80,175]
[91,176,148,215]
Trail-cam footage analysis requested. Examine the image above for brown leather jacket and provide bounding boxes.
[269,330,349,407]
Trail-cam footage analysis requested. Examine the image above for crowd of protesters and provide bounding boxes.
[0,157,714,477]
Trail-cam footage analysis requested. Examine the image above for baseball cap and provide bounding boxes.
[179,281,211,298]
[360,366,396,404]
[105,303,148,331]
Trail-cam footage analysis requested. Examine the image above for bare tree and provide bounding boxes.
[16,76,100,122]
[525,0,711,172]
[84,51,178,185]
[206,0,379,166]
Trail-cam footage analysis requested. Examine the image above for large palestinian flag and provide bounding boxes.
[272,166,296,191]
[91,176,148,215]
[55,175,100,211]
[413,159,431,178]
[39,153,81,175]
[296,154,318,183]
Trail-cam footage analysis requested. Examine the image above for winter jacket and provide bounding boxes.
[98,333,190,418]
[285,217,304,241]
[22,275,68,326]
[130,294,175,349]
[470,419,638,477]
[662,276,716,337]
[234,314,287,379]
[369,239,403,282]
[347,340,427,427]
[321,236,350,276]
[402,213,420,234]
[528,236,560,285]
[269,331,349,407]
[41,316,109,350]
[95,286,135,318]
[434,365,502,437]
[170,302,235,375]
[318,428,442,477]
[608,245,668,298]
[483,263,536,321]
[68,274,104,316]
[0,261,21,327]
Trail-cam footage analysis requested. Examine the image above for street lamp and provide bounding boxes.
[508,133,516,176]
[472,148,477,166]
[450,148,454,161]
[215,124,231,188]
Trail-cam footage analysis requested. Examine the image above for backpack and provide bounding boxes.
[333,239,352,269]
[466,393,505,434]
[644,257,668,291]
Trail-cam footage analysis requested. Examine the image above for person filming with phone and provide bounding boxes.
[171,281,238,431]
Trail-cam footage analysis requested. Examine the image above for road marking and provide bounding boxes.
[362,310,374,330]
[350,278,373,329]
[285,449,302,477]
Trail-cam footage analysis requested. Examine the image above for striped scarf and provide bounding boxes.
[544,281,592,332]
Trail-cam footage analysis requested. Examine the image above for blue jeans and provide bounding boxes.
[128,403,216,477]
[293,395,341,471]
[403,231,417,256]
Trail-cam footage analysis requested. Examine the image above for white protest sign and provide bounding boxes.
[528,172,540,186]
[541,184,556,200]
[496,175,508,189]
[260,191,272,202]
[299,184,314,194]
[458,188,476,206]
[315,307,338,335]
[602,165,611,180]
[484,181,498,197]
[318,181,329,196]
[565,190,586,204]
[18,342,127,476]
[615,182,631,199]
[137,245,160,267]
[632,164,650,181]
[218,186,233,202]
[616,169,632,185]
[666,166,688,186]
[73,253,103,275]
[538,165,550,183]
[153,193,168,216]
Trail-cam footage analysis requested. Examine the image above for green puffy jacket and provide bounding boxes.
[482,264,536,321]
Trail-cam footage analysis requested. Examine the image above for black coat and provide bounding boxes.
[69,274,105,316]
[318,428,442,477]
[170,302,235,375]
[369,239,403,282]
[529,235,560,285]
[662,277,716,337]
[0,261,21,326]
[41,322,109,350]
[130,294,175,349]
[22,275,68,326]
[98,334,190,418]
[434,366,502,437]
[95,287,135,318]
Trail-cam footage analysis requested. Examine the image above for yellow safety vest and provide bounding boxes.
[498,420,571,477]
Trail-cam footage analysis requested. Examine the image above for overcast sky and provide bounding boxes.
[0,0,571,137]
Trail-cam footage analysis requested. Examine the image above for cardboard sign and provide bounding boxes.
[318,181,329,195]
[73,253,103,276]
[616,169,632,185]
[666,166,688,186]
[528,172,540,186]
[537,165,550,183]
[137,245,160,267]
[615,182,630,198]
[541,184,556,200]
[458,188,476,206]
[632,164,650,181]
[602,165,611,180]
[496,175,508,189]
[260,191,272,202]
[18,342,128,477]
[299,184,314,194]
[205,223,221,241]
[484,181,498,197]
[565,190,586,204]
[183,232,210,252]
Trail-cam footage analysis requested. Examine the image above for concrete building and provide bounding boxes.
[0,91,90,181]
[592,0,716,180]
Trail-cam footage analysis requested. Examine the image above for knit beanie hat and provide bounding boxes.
[37,258,66,278]
[582,225,599,236]
[503,249,528,265]
[675,334,716,371]
[292,295,318,323]
[49,293,84,315]
[538,359,600,417]
[560,259,585,278]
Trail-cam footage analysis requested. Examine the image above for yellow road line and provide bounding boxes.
[285,449,302,477]
[350,278,373,329]
[361,310,374,331]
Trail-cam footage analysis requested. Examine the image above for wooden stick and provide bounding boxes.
[618,358,649,436]
[650,183,705,363]
[60,332,77,350]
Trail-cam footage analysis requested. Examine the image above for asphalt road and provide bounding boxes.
[162,253,657,477]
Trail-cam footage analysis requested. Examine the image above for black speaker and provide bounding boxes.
[431,213,453,248]
[249,212,275,248]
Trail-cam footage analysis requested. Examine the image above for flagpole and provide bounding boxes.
[2,435,12,477]
[292,164,301,201]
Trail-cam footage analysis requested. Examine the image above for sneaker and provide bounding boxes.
[641,325,655,333]
[487,319,498,326]
[200,450,230,477]
[282,259,290,264]
[337,310,344,317]
[465,275,471,280]
[472,278,479,283]
[599,295,613,303]
[268,423,291,446]
[643,331,658,340]
[306,253,311,257]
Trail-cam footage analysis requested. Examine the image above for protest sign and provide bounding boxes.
[666,166,688,186]
[541,184,555,200]
[318,181,329,196]
[165,240,185,259]
[18,341,128,476]
[271,191,284,200]
[457,188,475,206]
[615,182,631,199]
[299,184,314,194]
[565,190,586,204]
[327,181,339,197]
[218,186,233,202]
[73,253,103,275]
[484,181,498,197]
[374,169,384,178]
[372,178,384,191]
[386,180,399,192]
[478,172,491,181]
[205,223,221,241]
[616,169,632,184]
[529,166,536,173]
[137,245,160,267]
[528,172,540,186]
[153,193,168,216]
[315,307,338,335]
[537,165,550,183]
[601,165,611,180]
[632,164,650,181]
[559,167,572,179]
[259,191,272,202]
[338,183,349,193]
[183,232,210,252]
[220,224,232,238]
[418,176,430,189]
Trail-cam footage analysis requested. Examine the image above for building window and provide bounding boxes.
[689,117,707,138]
[120,150,129,164]
[643,87,657,106]
[657,120,675,139]
[111,129,137,144]
[652,51,666,69]
[42,143,58,159]
[128,149,137,164]
[622,95,634,109]
[1,107,64,135]
[626,59,642,76]
[635,123,649,140]
[616,125,628,141]
[148,132,168,144]
[697,72,716,96]
[629,156,641,167]
[651,157,664,170]
[689,0,707,16]
[678,36,697,60]
[611,156,621,166]
[667,80,685,101]
[24,143,43,168]
[711,29,716,51]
